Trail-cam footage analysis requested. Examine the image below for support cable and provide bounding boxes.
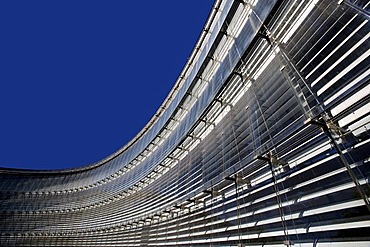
[258,153,291,245]
[252,3,325,119]
[342,0,370,18]
[308,116,370,212]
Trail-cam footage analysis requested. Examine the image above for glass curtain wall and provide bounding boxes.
[1,0,370,246]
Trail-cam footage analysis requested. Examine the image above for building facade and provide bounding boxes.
[1,0,370,246]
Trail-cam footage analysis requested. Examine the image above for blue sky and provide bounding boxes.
[0,1,214,170]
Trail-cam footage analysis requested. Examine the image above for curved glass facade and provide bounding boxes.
[1,0,370,246]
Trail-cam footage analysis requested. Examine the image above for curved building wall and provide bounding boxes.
[1,0,370,246]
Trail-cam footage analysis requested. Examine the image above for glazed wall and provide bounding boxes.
[1,0,370,246]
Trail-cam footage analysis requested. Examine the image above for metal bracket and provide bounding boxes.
[306,116,370,212]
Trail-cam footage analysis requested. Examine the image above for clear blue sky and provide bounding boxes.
[0,1,214,170]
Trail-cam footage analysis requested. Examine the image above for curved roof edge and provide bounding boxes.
[0,0,220,174]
